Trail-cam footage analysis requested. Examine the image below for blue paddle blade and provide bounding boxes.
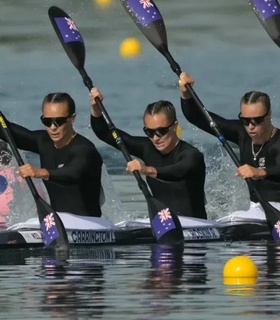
[53,17,83,43]
[249,0,280,47]
[272,223,280,240]
[148,197,183,244]
[48,6,86,69]
[123,0,162,26]
[120,0,168,53]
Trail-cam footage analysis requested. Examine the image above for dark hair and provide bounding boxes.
[240,91,271,112]
[0,141,12,165]
[143,100,177,124]
[42,93,76,115]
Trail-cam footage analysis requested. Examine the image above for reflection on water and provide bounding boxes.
[0,242,280,318]
[40,256,107,319]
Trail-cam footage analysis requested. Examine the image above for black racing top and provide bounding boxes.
[181,97,280,202]
[0,120,103,216]
[91,115,207,219]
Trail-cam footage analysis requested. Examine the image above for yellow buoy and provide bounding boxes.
[223,255,258,285]
[119,37,142,58]
[93,0,113,9]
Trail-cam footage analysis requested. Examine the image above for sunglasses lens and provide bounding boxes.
[240,118,250,126]
[55,118,68,126]
[143,125,172,138]
[41,118,52,127]
[239,110,269,126]
[251,118,264,126]
[40,116,69,127]
[240,116,264,126]
[156,128,169,137]
[143,128,154,138]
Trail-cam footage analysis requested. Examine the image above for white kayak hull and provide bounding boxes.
[0,212,270,248]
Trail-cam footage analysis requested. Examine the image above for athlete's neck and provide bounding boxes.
[252,125,276,145]
[54,130,77,149]
[161,138,180,154]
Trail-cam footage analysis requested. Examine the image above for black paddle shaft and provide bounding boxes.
[79,68,151,197]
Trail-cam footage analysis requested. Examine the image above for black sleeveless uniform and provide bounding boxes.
[182,97,280,203]
[0,120,103,216]
[91,115,207,219]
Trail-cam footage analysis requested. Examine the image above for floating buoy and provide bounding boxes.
[119,37,142,58]
[93,0,113,9]
[223,255,258,285]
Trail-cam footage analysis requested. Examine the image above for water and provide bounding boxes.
[0,242,280,319]
[1,0,280,318]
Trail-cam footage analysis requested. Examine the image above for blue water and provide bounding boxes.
[1,0,280,318]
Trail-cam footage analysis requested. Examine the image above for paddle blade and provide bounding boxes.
[249,0,280,47]
[36,197,69,249]
[147,197,184,245]
[48,6,85,69]
[120,0,168,54]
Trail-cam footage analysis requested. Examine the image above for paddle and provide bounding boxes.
[48,6,183,245]
[120,0,280,240]
[249,0,280,47]
[0,112,69,249]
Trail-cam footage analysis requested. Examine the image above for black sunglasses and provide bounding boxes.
[143,122,175,138]
[40,115,72,128]
[238,109,270,127]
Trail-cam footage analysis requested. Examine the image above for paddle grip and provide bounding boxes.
[162,50,182,76]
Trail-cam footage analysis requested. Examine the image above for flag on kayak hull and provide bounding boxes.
[41,212,60,246]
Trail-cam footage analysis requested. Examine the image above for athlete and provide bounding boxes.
[0,93,103,217]
[179,72,280,219]
[89,88,207,219]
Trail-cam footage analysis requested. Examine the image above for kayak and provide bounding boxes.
[0,212,270,249]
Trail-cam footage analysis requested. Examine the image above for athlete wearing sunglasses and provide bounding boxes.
[180,72,280,220]
[143,122,175,139]
[40,115,72,128]
[90,87,207,220]
[238,108,270,127]
[0,92,104,218]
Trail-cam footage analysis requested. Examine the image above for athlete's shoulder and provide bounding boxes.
[177,140,205,160]
[72,134,101,154]
[74,133,97,146]
[178,140,202,152]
